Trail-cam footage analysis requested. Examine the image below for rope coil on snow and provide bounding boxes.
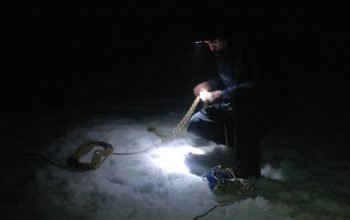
[66,140,113,171]
[66,96,201,171]
[1,96,257,220]
[1,96,201,172]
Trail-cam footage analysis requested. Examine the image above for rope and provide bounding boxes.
[0,141,155,172]
[1,96,257,220]
[66,140,113,171]
[192,200,238,220]
[1,97,201,171]
[192,180,255,220]
[148,96,200,143]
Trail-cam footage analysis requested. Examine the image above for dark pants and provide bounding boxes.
[187,88,265,177]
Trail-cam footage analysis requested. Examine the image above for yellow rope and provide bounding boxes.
[148,96,200,143]
[1,96,257,219]
[67,96,201,171]
[66,140,113,171]
[192,180,256,220]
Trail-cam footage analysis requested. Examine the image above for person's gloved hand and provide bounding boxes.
[193,82,211,97]
[206,90,222,103]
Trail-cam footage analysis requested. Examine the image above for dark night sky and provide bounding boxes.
[2,7,350,220]
[3,7,350,128]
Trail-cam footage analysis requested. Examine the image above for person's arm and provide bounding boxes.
[207,75,224,91]
[221,80,255,101]
[193,75,224,97]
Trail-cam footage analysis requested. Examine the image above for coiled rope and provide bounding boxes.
[67,96,201,171]
[1,95,256,219]
[1,96,201,172]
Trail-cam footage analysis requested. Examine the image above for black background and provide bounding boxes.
[2,7,350,220]
[3,6,350,129]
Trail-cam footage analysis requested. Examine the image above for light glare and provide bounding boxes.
[152,145,204,173]
[199,90,210,102]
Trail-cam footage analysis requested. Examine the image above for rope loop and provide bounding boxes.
[66,140,113,171]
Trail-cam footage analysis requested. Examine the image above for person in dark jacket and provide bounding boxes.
[186,35,265,178]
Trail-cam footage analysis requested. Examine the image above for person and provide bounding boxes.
[186,34,265,178]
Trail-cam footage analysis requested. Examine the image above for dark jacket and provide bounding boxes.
[208,42,259,101]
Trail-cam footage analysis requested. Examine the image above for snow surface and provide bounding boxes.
[1,97,350,220]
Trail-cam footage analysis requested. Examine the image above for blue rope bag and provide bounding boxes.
[202,165,256,196]
[202,165,235,190]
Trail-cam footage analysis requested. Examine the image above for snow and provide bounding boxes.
[1,97,350,220]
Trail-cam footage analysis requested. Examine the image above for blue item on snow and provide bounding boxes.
[202,165,235,190]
